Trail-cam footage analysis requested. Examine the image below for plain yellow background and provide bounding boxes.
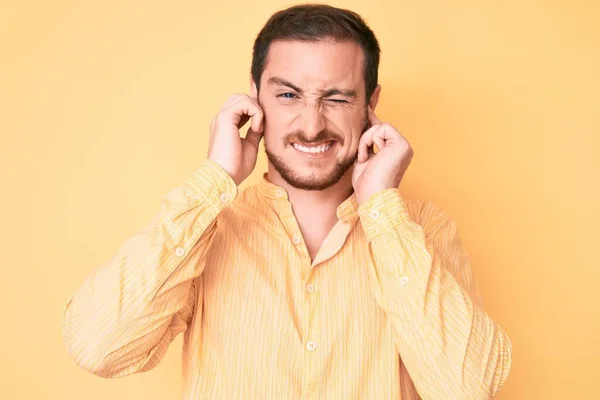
[1,0,598,398]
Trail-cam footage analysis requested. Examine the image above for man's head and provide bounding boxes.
[250,4,381,190]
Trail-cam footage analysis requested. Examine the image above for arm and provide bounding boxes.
[358,189,512,399]
[61,159,237,378]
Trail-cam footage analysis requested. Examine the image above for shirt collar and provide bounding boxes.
[257,173,359,224]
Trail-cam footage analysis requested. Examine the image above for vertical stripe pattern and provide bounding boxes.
[62,159,512,399]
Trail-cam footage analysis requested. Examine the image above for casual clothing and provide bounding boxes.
[62,159,512,399]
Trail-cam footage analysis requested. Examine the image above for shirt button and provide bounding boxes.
[400,276,409,286]
[275,189,285,197]
[175,247,185,257]
[370,209,380,219]
[306,341,317,351]
[220,193,230,203]
[306,283,316,294]
[292,236,301,244]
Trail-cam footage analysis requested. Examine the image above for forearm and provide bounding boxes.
[359,189,512,399]
[61,159,237,377]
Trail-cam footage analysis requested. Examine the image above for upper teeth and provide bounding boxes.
[292,142,332,154]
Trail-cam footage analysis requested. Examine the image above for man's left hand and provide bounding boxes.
[352,107,414,205]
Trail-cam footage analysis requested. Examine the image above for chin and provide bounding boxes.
[283,172,344,191]
[265,145,356,191]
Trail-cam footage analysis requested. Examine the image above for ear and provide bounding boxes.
[368,84,381,112]
[249,73,258,99]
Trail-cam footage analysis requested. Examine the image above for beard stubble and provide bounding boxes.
[264,116,370,191]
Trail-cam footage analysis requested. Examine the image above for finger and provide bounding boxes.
[220,93,247,111]
[373,135,386,153]
[244,126,263,148]
[376,123,407,147]
[239,97,263,133]
[366,145,376,161]
[238,115,250,130]
[223,96,264,133]
[249,86,259,102]
[367,105,383,127]
[250,102,264,133]
[358,125,375,163]
[221,95,259,122]
[216,95,248,130]
[358,124,383,163]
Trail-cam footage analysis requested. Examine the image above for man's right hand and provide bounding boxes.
[208,93,264,186]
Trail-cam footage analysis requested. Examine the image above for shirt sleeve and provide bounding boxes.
[61,159,237,379]
[358,188,512,399]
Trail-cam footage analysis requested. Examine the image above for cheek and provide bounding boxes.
[262,122,289,151]
[263,105,295,129]
[349,112,369,147]
[339,120,366,151]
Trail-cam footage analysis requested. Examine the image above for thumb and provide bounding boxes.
[244,127,263,148]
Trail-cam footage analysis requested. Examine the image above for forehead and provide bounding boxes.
[263,39,364,91]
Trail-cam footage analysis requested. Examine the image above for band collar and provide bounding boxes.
[257,173,359,224]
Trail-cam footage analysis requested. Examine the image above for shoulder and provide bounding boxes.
[218,184,275,226]
[406,197,484,307]
[405,198,457,238]
[231,184,263,211]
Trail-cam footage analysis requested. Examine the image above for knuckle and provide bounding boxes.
[215,112,228,123]
[247,96,260,109]
[224,93,243,106]
[238,94,251,102]
[239,95,255,108]
[225,94,238,104]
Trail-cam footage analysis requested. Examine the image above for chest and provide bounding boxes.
[300,229,328,261]
[200,224,392,344]
[190,222,401,396]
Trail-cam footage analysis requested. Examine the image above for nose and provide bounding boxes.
[299,101,326,139]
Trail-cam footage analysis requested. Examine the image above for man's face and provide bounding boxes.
[256,39,377,191]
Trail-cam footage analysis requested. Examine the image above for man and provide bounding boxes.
[62,4,512,399]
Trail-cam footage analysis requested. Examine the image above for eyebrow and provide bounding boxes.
[267,76,358,99]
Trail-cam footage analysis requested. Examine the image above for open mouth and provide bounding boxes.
[291,140,335,156]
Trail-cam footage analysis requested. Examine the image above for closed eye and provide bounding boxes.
[277,93,348,104]
[327,99,348,104]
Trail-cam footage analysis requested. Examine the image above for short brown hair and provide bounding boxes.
[251,4,381,103]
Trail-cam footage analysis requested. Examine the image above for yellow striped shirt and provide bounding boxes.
[61,159,512,399]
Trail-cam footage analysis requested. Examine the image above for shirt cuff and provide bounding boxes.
[183,159,238,211]
[357,188,411,241]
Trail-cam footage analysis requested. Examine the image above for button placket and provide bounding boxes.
[305,277,317,355]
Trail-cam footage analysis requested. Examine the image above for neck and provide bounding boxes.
[266,164,355,221]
